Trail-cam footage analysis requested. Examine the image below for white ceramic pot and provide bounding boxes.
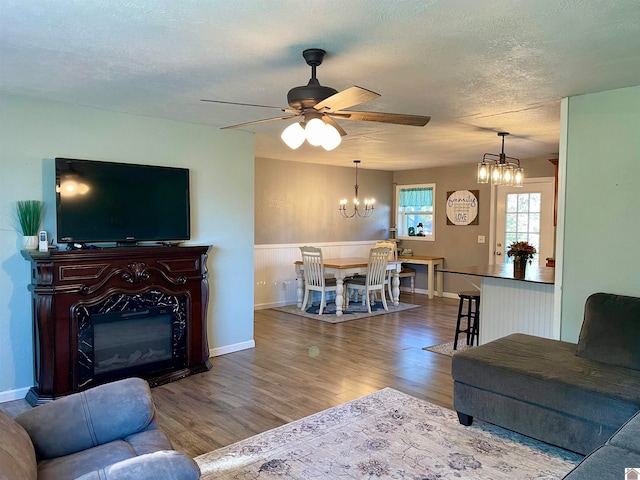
[22,235,38,250]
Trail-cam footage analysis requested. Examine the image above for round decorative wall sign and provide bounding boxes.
[446,190,479,225]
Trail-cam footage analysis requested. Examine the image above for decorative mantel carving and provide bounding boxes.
[22,245,212,405]
[121,261,151,283]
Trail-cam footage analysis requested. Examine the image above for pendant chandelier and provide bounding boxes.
[339,160,375,218]
[477,132,524,187]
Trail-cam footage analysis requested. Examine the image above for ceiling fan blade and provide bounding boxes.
[314,86,380,112]
[322,115,347,136]
[332,110,431,126]
[201,99,298,114]
[220,115,301,130]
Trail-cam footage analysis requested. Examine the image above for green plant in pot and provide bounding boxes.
[15,200,44,250]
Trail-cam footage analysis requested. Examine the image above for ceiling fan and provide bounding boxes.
[201,48,431,150]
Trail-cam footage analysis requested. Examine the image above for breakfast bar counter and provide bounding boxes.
[438,264,555,284]
[438,264,557,345]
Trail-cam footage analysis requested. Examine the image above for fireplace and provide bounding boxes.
[23,245,212,405]
[76,291,189,388]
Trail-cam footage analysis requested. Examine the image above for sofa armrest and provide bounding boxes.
[16,378,156,459]
[74,451,201,480]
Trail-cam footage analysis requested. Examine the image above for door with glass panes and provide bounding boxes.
[494,179,554,266]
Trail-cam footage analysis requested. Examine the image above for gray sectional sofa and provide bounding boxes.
[563,410,640,479]
[452,292,640,477]
[0,377,200,480]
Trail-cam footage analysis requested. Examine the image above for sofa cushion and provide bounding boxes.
[452,333,640,427]
[74,451,201,480]
[125,429,173,456]
[576,292,640,370]
[0,410,37,480]
[608,409,640,452]
[37,440,136,480]
[16,378,155,460]
[562,444,640,480]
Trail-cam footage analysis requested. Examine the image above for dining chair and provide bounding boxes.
[299,246,338,315]
[374,241,416,298]
[345,246,391,313]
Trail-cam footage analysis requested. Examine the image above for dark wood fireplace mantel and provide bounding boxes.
[22,245,212,405]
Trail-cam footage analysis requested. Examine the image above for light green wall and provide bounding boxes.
[0,94,255,396]
[560,85,640,342]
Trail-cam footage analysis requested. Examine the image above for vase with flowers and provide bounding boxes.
[506,241,536,279]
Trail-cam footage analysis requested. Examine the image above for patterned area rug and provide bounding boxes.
[272,301,419,324]
[195,388,581,479]
[423,340,474,356]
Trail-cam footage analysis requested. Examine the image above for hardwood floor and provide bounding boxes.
[0,293,461,459]
[152,293,460,457]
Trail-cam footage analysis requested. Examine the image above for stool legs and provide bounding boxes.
[454,298,465,350]
[454,294,480,350]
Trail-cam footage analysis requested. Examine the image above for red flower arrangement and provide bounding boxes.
[506,241,537,264]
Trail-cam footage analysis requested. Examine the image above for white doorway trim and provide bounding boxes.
[488,176,555,265]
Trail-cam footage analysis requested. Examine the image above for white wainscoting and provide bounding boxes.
[479,276,556,344]
[255,241,377,309]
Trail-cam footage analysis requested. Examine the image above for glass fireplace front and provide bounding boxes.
[93,307,173,376]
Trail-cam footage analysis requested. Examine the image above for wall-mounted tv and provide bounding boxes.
[55,158,191,244]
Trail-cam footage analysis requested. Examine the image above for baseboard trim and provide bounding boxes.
[210,340,255,357]
[0,386,31,403]
[255,301,288,310]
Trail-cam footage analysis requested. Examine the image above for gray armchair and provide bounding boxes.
[0,377,200,480]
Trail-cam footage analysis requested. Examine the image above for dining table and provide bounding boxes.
[294,257,402,316]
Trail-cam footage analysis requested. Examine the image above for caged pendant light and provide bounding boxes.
[477,132,524,187]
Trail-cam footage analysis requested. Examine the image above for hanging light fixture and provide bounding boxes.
[477,132,524,187]
[281,113,342,152]
[339,160,375,218]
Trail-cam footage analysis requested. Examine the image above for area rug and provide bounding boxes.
[195,387,581,479]
[272,301,419,324]
[423,340,474,356]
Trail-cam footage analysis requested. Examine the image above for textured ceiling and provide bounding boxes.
[2,0,640,170]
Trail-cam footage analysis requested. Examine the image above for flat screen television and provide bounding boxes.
[55,158,191,244]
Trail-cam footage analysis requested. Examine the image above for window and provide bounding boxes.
[504,192,541,264]
[395,184,436,241]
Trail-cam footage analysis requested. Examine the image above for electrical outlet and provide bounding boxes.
[478,235,486,243]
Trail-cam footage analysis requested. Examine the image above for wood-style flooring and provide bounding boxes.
[1,293,460,459]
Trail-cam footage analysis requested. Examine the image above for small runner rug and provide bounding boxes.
[423,340,474,356]
[272,301,419,324]
[195,387,581,479]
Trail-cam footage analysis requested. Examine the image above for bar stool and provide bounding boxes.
[454,291,480,350]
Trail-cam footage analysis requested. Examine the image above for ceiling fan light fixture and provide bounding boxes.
[281,122,306,149]
[304,117,327,146]
[321,123,342,151]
